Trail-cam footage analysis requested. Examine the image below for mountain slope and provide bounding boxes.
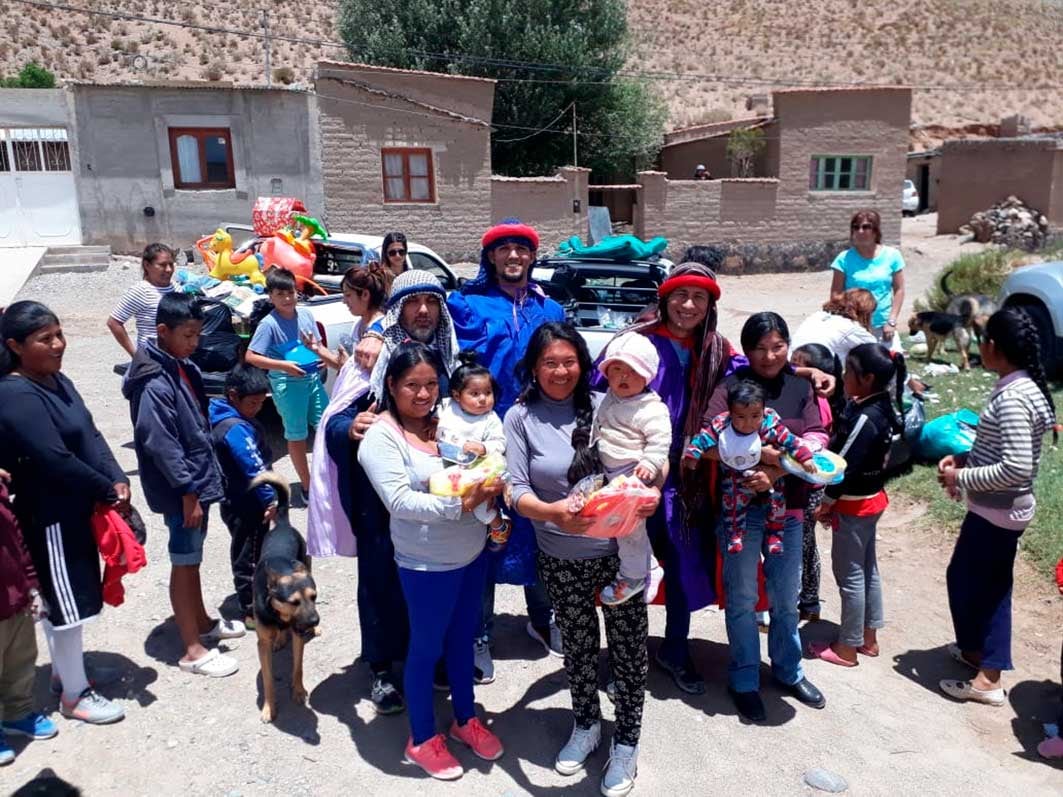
[1,0,1061,129]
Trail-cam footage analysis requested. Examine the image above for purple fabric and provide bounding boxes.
[593,331,745,610]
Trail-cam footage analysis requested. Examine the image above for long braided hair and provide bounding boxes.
[985,307,1058,443]
[516,322,602,484]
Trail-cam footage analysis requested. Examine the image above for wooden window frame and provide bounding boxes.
[809,155,873,192]
[168,127,236,190]
[381,147,437,204]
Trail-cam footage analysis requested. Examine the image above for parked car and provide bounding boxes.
[902,179,919,216]
[998,260,1063,378]
[533,257,669,359]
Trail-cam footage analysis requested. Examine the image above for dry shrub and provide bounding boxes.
[202,61,224,81]
[272,65,295,85]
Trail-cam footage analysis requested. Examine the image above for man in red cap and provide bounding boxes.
[448,219,566,680]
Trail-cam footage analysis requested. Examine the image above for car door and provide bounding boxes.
[409,251,456,291]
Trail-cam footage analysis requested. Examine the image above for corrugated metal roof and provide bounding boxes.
[64,79,309,93]
[773,85,911,95]
[317,60,496,85]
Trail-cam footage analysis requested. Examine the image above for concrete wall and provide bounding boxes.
[316,68,494,262]
[936,138,1062,233]
[0,89,69,127]
[70,84,321,253]
[491,167,589,250]
[1051,149,1063,228]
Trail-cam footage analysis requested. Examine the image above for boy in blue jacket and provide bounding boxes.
[123,293,244,679]
[209,364,276,628]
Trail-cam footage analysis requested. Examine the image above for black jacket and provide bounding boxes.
[827,392,899,501]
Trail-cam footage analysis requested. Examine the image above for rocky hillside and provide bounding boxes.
[2,0,1061,130]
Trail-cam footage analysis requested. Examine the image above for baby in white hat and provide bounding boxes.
[592,333,671,605]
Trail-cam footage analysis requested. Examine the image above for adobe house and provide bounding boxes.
[641,87,911,271]
[934,136,1063,233]
[906,148,941,214]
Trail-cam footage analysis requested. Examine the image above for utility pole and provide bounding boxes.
[262,9,271,87]
[571,102,578,168]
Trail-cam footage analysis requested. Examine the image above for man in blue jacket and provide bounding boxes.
[448,219,566,680]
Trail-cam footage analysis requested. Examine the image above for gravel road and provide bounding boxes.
[6,217,1060,796]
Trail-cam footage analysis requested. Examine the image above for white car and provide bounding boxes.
[902,179,919,216]
[999,260,1063,378]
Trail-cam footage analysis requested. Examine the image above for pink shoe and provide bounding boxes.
[809,641,858,668]
[405,734,463,780]
[449,717,504,761]
[1038,734,1063,759]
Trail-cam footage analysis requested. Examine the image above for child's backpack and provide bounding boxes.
[191,298,243,374]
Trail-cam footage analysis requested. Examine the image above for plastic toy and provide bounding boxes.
[568,474,659,539]
[780,450,847,486]
[252,197,308,237]
[429,453,507,497]
[196,228,266,286]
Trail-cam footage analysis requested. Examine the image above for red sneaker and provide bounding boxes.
[449,717,504,761]
[404,734,463,780]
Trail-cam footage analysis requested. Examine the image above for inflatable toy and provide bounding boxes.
[780,449,847,486]
[196,228,265,286]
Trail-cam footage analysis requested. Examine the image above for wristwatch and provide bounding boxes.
[885,319,897,328]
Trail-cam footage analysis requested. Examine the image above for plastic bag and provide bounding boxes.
[916,408,979,461]
[429,453,507,497]
[190,299,243,373]
[568,474,659,539]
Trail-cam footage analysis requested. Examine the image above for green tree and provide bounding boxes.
[2,61,57,89]
[337,0,665,177]
[726,127,766,178]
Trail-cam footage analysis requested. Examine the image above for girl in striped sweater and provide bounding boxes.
[937,307,1057,706]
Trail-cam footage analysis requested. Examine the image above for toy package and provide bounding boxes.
[567,474,659,539]
[780,450,847,486]
[429,453,507,497]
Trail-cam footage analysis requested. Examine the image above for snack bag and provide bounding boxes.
[570,474,658,539]
[429,453,507,497]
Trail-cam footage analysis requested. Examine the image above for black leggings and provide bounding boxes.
[537,551,647,747]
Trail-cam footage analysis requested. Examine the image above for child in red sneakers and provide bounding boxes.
[1038,556,1063,759]
[684,380,816,555]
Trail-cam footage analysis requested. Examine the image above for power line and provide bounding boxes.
[495,102,575,143]
[10,0,1063,94]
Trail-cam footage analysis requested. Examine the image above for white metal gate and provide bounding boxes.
[0,127,81,247]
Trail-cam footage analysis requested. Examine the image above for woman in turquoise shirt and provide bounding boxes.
[828,210,906,352]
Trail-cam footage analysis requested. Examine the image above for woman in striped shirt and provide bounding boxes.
[107,243,175,357]
[937,307,1057,706]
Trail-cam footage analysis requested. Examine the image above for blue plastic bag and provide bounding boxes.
[916,408,980,461]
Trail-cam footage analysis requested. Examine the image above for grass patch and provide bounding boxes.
[894,345,1063,577]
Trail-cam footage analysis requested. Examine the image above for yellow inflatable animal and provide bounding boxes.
[197,228,265,286]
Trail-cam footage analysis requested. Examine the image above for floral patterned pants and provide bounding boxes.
[799,487,824,614]
[538,551,648,747]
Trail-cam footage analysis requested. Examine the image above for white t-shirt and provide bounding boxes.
[110,280,174,349]
[790,310,877,363]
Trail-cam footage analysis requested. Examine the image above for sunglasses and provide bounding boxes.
[387,248,407,257]
[851,223,875,232]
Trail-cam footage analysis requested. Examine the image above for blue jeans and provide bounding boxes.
[398,551,488,744]
[717,504,804,692]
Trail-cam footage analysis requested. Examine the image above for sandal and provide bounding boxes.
[938,678,1005,706]
[946,643,979,670]
[856,645,879,657]
[200,618,247,644]
[808,641,858,668]
[179,648,239,678]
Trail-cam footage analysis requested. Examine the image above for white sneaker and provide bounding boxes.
[601,739,638,797]
[526,620,564,658]
[474,639,495,684]
[644,564,664,604]
[60,688,125,725]
[555,721,601,775]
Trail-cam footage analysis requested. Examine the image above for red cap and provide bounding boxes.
[481,221,540,252]
[658,272,721,301]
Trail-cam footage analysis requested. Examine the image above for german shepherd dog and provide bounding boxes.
[941,269,998,344]
[908,311,972,369]
[249,473,319,723]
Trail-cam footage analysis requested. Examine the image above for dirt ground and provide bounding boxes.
[6,215,1061,796]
